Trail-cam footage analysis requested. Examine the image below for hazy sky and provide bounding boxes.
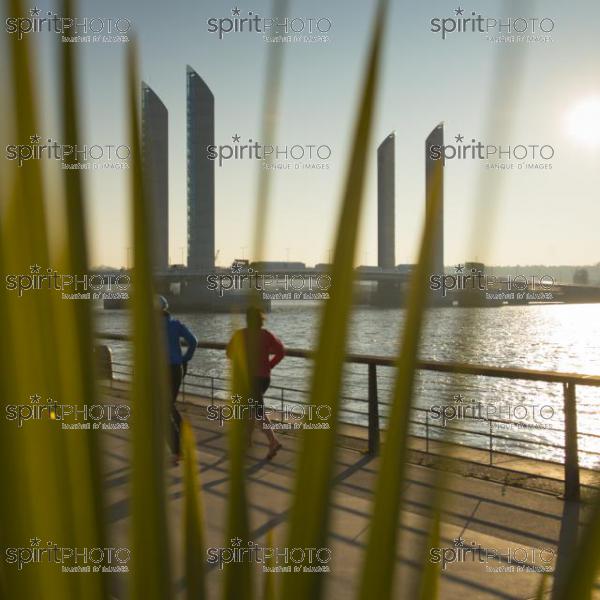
[2,0,600,268]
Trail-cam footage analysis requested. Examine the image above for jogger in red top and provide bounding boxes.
[227,307,285,459]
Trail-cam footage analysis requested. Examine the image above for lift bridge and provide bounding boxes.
[93,264,600,308]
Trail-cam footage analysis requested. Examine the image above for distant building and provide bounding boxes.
[187,66,215,271]
[425,123,444,276]
[377,133,395,269]
[250,261,306,271]
[141,82,169,273]
[574,268,589,284]
[465,261,485,273]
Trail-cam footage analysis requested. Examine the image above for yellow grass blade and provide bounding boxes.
[251,0,289,262]
[223,338,253,600]
[126,41,172,600]
[281,2,388,599]
[53,1,109,597]
[535,573,548,600]
[552,500,600,599]
[418,511,441,600]
[357,135,444,600]
[1,1,77,596]
[182,420,207,600]
[263,529,275,600]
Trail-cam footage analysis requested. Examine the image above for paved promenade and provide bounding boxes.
[101,386,600,599]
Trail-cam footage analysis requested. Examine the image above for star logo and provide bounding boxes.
[454,264,464,273]
[231,262,243,273]
[232,7,241,16]
[231,394,243,404]
[30,264,41,274]
[453,394,465,403]
[30,537,41,547]
[454,7,464,16]
[30,394,41,404]
[232,134,241,143]
[454,134,464,143]
[453,537,465,547]
[30,134,41,144]
[30,6,40,16]
[231,537,242,547]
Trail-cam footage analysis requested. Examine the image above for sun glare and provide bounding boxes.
[565,96,600,146]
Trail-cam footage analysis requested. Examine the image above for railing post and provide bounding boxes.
[563,382,580,501]
[367,363,380,455]
[425,411,429,454]
[489,420,493,465]
[281,388,284,417]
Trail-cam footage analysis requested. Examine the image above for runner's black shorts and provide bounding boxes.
[252,376,271,407]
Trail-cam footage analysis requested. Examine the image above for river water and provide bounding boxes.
[96,302,600,468]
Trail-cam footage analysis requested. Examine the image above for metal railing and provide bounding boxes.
[97,333,600,501]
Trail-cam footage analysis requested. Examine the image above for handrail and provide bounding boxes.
[96,332,600,387]
[111,359,600,437]
[96,331,600,500]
